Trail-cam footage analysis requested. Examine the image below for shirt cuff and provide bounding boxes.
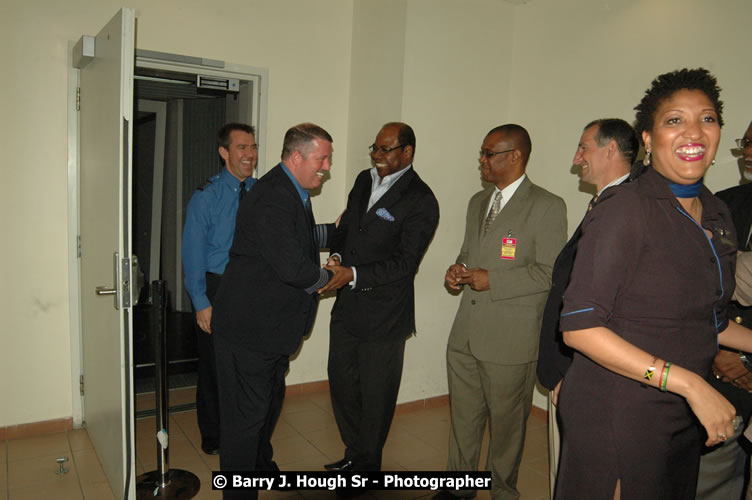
[189,294,211,312]
[304,268,333,295]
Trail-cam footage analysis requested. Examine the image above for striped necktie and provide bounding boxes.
[483,191,502,236]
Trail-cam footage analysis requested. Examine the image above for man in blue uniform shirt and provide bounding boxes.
[182,122,258,455]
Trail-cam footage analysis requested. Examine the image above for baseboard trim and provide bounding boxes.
[1,417,73,440]
[284,380,552,419]
[285,380,451,414]
[285,379,330,396]
[285,380,548,420]
[5,382,547,440]
[529,404,548,421]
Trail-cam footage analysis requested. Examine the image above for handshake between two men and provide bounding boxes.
[317,255,353,294]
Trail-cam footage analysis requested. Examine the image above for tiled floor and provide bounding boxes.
[1,387,550,499]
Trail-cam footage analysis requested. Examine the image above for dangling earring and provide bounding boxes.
[711,159,716,166]
[643,150,651,166]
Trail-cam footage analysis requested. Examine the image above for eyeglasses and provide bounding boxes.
[479,148,514,159]
[369,144,403,154]
[736,138,752,149]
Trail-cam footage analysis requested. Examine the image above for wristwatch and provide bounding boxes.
[739,352,752,371]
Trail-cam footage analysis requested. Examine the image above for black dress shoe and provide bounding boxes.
[201,441,220,455]
[432,491,466,500]
[324,458,353,471]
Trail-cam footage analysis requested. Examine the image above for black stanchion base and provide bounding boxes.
[136,469,200,499]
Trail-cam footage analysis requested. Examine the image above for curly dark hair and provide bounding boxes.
[633,68,724,141]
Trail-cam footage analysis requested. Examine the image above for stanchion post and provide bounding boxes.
[151,280,169,485]
[136,280,200,499]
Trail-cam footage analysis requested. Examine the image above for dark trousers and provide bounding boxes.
[195,272,222,446]
[327,319,406,470]
[215,334,287,500]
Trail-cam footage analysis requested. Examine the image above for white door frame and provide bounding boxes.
[67,50,268,426]
[137,99,167,283]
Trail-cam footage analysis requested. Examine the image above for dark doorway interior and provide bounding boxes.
[131,67,237,410]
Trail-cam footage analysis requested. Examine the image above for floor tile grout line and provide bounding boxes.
[66,429,87,499]
[172,412,218,472]
[2,397,549,499]
[395,424,450,461]
[279,410,338,470]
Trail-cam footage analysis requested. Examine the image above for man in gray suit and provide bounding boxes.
[437,124,567,500]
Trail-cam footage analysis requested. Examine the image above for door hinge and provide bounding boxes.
[79,375,85,396]
[77,234,82,258]
[76,87,81,111]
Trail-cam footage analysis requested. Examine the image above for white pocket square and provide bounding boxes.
[375,208,395,222]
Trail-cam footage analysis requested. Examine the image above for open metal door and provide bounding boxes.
[75,8,136,499]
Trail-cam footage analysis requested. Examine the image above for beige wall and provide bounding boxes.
[2,0,751,427]
[0,0,356,427]
[398,0,518,404]
[508,0,752,407]
[509,0,751,205]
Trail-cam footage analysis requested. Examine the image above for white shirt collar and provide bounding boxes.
[500,173,526,201]
[597,172,630,196]
[487,173,526,215]
[367,164,412,211]
[370,164,412,188]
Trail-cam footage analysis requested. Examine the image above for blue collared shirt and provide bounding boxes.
[280,162,309,206]
[182,168,256,311]
[278,162,333,294]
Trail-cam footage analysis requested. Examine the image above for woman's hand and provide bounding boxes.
[563,326,738,446]
[681,372,737,446]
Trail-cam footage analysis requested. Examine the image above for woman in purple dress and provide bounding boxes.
[555,68,752,499]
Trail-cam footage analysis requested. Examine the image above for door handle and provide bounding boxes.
[95,253,132,309]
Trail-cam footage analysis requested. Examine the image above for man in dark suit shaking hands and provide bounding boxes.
[319,122,440,472]
[211,123,350,499]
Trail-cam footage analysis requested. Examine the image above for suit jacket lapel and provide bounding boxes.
[362,168,415,225]
[499,177,532,217]
[736,187,752,248]
[356,172,371,220]
[273,164,317,260]
[481,177,532,238]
